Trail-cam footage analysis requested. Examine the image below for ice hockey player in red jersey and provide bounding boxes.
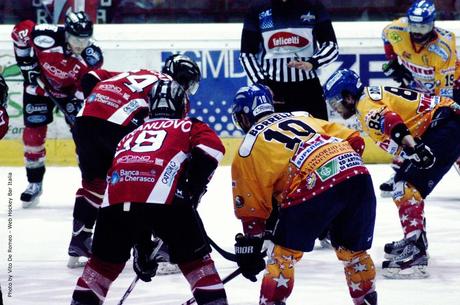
[11,11,103,208]
[70,79,227,305]
[0,74,9,140]
[67,55,201,268]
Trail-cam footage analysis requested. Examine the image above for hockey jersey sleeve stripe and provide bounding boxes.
[240,52,266,83]
[312,42,339,67]
[196,144,224,163]
[107,98,148,125]
[146,151,188,203]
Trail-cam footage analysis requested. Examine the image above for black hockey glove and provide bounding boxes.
[133,241,159,282]
[81,45,104,68]
[404,139,436,169]
[234,233,266,282]
[64,98,83,125]
[382,59,413,87]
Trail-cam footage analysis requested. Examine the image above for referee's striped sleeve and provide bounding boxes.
[310,41,339,69]
[240,52,266,84]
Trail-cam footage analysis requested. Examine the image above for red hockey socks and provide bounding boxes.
[71,256,125,305]
[179,255,228,305]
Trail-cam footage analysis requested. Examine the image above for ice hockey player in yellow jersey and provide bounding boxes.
[382,0,456,99]
[324,68,460,279]
[231,83,378,305]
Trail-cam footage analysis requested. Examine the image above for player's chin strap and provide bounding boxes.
[117,239,164,305]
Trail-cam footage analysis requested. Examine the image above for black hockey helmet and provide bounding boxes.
[162,54,201,95]
[0,74,9,108]
[65,11,93,38]
[149,79,188,119]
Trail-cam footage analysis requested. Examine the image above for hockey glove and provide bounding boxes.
[382,60,413,87]
[133,241,159,282]
[404,139,436,169]
[234,233,266,282]
[81,45,104,68]
[64,98,83,125]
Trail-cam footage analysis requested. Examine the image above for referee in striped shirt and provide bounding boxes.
[240,0,338,120]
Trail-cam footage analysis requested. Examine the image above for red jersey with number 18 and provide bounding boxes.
[102,117,225,206]
[79,69,172,126]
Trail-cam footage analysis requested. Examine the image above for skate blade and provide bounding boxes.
[382,265,429,279]
[22,198,40,209]
[380,191,393,198]
[383,252,399,260]
[67,256,88,269]
[156,262,181,275]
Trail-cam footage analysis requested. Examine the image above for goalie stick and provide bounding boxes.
[180,268,242,305]
[117,239,164,305]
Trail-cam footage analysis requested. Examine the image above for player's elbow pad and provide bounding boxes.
[347,136,365,156]
[390,123,411,146]
[81,73,101,98]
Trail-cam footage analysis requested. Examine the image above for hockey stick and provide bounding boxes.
[207,236,237,262]
[117,239,164,305]
[36,78,76,126]
[180,268,242,305]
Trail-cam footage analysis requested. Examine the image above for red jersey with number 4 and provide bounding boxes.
[79,69,172,126]
[102,117,225,206]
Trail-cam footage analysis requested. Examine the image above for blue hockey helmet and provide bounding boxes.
[407,0,436,43]
[232,83,274,132]
[323,69,363,119]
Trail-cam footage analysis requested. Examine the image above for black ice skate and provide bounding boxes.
[384,231,428,260]
[20,182,43,208]
[154,240,181,275]
[379,176,394,198]
[67,221,93,268]
[382,234,429,279]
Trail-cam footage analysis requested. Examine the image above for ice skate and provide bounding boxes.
[384,231,427,260]
[454,158,460,175]
[21,182,43,208]
[67,221,93,268]
[155,244,181,275]
[379,176,394,198]
[382,234,429,279]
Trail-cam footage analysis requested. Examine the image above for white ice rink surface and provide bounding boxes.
[1,164,460,305]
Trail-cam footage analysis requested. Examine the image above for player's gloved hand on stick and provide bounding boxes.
[133,241,159,282]
[382,59,413,87]
[234,233,266,282]
[404,139,436,169]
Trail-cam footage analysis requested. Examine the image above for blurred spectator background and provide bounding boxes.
[0,0,459,24]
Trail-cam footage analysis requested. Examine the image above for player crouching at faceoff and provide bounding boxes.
[11,11,103,208]
[0,74,10,140]
[323,69,460,279]
[70,79,228,305]
[231,84,377,305]
[67,54,201,270]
